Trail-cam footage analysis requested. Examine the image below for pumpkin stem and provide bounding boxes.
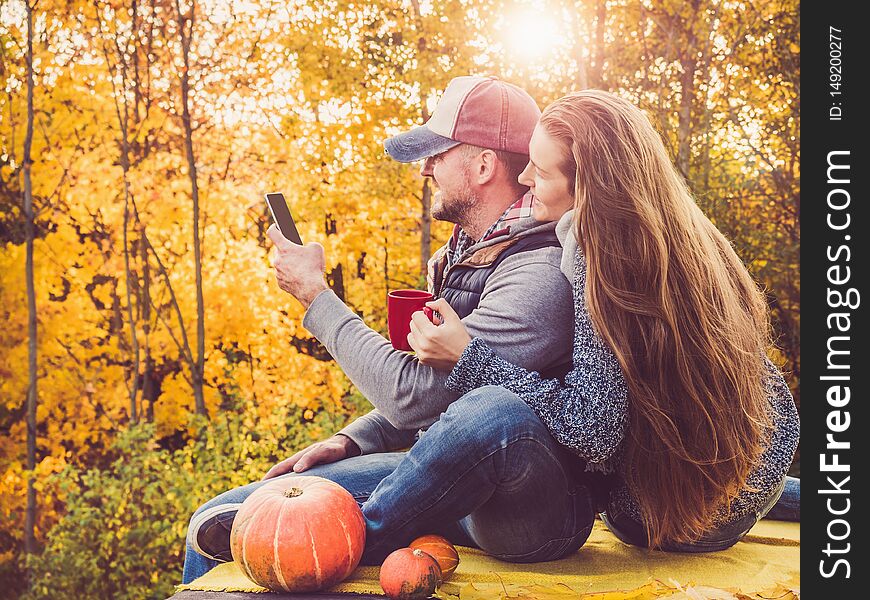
[283,487,303,498]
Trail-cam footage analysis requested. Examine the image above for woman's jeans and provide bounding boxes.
[764,475,800,521]
[183,386,595,583]
[601,474,792,552]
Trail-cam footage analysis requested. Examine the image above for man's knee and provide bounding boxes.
[441,386,545,445]
[449,385,529,416]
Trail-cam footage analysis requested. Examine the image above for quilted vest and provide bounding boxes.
[431,230,571,380]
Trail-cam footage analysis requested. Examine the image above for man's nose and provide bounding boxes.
[420,157,434,177]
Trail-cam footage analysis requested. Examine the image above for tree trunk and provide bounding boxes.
[117,89,140,423]
[574,38,589,90]
[676,1,702,177]
[420,179,431,280]
[419,105,432,279]
[410,4,432,281]
[591,0,606,88]
[176,0,207,416]
[328,264,345,301]
[323,214,345,300]
[23,0,38,559]
[383,226,389,296]
[142,359,163,423]
[141,230,154,422]
[676,60,695,177]
[122,193,139,422]
[131,0,142,123]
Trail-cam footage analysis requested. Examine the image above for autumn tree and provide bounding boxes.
[22,0,37,561]
[0,1,800,595]
[170,0,207,416]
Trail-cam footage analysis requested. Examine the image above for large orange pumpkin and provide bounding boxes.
[409,534,459,579]
[230,476,366,592]
[379,548,442,600]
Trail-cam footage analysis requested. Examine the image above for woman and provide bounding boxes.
[408,90,799,551]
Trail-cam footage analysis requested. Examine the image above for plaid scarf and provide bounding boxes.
[445,192,534,269]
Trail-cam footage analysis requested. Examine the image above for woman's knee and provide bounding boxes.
[486,520,593,563]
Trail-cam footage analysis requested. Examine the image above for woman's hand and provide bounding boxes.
[407,298,472,370]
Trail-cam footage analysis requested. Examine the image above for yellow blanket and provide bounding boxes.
[176,520,799,598]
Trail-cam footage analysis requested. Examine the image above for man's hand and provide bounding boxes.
[262,434,361,480]
[267,223,329,309]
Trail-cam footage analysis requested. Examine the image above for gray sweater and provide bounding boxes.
[445,210,800,527]
[303,216,574,454]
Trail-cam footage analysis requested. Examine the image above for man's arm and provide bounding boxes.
[262,225,419,462]
[303,247,573,430]
[336,409,419,455]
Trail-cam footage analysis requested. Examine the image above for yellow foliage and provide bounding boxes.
[0,0,799,596]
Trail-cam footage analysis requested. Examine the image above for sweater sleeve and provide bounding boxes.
[336,410,419,455]
[445,251,628,466]
[302,249,573,431]
[733,359,801,504]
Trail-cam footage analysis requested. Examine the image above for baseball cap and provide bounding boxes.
[384,76,541,163]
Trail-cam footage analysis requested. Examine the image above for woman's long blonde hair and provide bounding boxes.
[541,90,773,547]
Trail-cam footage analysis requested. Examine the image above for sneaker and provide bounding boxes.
[186,503,242,562]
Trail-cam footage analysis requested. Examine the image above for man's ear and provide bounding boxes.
[475,149,498,185]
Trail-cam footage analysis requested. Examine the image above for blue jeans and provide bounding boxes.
[183,386,596,583]
[764,475,800,521]
[600,473,789,552]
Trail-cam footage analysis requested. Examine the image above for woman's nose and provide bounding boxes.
[518,161,534,188]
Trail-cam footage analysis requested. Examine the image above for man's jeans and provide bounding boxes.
[183,386,595,583]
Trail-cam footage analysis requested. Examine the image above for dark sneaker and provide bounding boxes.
[186,503,242,562]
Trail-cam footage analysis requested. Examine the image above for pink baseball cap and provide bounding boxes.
[385,76,541,163]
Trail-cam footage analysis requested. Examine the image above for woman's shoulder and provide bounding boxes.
[555,209,576,246]
[555,210,583,283]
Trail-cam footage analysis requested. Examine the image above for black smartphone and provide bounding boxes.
[265,192,303,245]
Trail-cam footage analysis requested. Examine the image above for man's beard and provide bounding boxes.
[431,172,478,225]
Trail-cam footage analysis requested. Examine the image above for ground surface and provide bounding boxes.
[170,592,385,599]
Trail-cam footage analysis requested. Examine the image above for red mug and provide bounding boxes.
[387,289,435,351]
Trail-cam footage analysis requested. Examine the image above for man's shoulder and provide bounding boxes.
[466,219,559,259]
[477,245,573,321]
[493,243,564,271]
[483,245,571,300]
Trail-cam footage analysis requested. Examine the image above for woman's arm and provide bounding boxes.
[445,336,628,465]
[411,282,629,465]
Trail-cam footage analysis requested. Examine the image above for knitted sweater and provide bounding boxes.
[445,210,800,528]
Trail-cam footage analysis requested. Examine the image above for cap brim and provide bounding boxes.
[384,126,461,163]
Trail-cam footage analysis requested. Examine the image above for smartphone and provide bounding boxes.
[265,192,303,245]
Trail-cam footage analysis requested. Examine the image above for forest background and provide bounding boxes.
[0,0,799,598]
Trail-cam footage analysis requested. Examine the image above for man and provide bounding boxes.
[182,76,586,584]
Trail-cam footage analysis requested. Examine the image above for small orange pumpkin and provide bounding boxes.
[230,476,365,592]
[379,548,442,600]
[409,534,459,579]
